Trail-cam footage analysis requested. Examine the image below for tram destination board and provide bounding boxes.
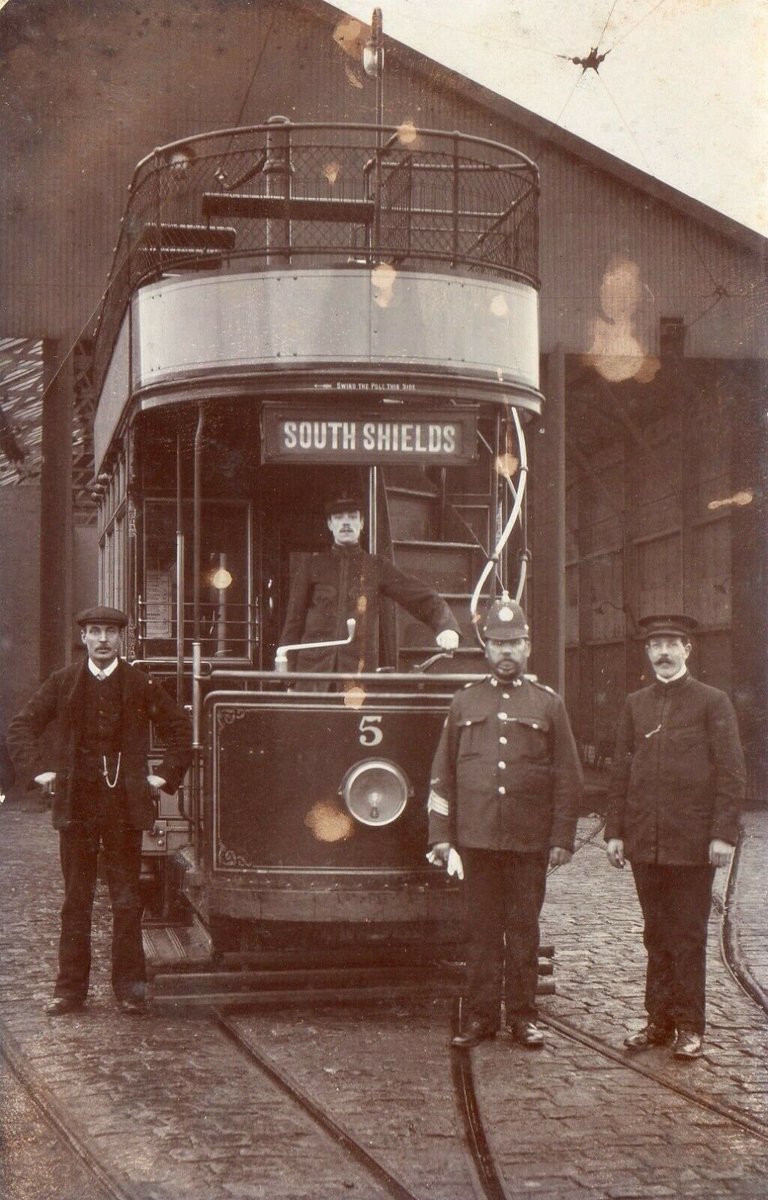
[261,405,477,466]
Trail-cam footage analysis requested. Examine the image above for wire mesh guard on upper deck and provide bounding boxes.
[93,122,539,386]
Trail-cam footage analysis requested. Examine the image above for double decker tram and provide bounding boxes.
[90,119,542,981]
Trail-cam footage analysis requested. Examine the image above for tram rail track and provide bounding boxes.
[215,1009,425,1200]
[0,1023,141,1200]
[720,827,768,1017]
[539,1011,768,1145]
[449,999,510,1200]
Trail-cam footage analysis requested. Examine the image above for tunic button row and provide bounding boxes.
[499,786,506,795]
[498,712,507,720]
[499,736,507,745]
[498,761,506,770]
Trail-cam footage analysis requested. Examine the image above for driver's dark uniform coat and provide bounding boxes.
[279,544,459,674]
[604,673,745,863]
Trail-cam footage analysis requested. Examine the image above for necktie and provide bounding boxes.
[96,670,106,681]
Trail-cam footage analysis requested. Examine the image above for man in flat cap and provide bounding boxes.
[278,496,460,686]
[427,596,583,1049]
[7,606,192,1016]
[605,614,746,1059]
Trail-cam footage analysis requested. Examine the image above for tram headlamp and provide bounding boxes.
[340,759,411,827]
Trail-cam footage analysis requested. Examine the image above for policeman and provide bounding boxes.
[605,614,746,1059]
[7,606,192,1016]
[428,596,583,1048]
[278,496,460,683]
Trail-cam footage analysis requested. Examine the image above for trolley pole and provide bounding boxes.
[363,9,384,256]
[264,115,293,268]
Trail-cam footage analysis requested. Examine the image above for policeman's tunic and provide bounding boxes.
[427,674,583,1027]
[427,675,582,853]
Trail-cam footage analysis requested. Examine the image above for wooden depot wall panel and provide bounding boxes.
[626,412,683,538]
[585,443,624,553]
[590,640,628,759]
[565,562,579,649]
[689,381,735,516]
[690,517,733,629]
[635,531,683,619]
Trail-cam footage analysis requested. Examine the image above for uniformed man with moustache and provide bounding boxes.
[427,596,583,1049]
[605,614,746,1060]
[7,606,192,1016]
[278,496,460,684]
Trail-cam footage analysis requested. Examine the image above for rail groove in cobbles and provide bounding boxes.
[2,806,768,1199]
[215,1008,428,1200]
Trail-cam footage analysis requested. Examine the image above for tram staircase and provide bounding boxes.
[379,464,498,673]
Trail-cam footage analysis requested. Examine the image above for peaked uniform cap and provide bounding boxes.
[76,605,129,628]
[483,597,529,640]
[325,495,364,516]
[638,613,698,640]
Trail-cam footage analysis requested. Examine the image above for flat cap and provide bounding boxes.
[638,613,698,640]
[483,596,529,640]
[325,495,363,516]
[75,605,129,628]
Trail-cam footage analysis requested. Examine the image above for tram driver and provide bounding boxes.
[278,496,460,686]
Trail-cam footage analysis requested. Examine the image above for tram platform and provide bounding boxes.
[0,793,766,1200]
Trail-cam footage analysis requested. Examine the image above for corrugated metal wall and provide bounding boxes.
[1,0,764,358]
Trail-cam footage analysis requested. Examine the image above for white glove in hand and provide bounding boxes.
[147,774,166,790]
[447,848,464,880]
[436,629,459,652]
[426,844,449,866]
[34,771,56,787]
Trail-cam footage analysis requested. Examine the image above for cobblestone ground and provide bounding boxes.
[727,813,768,1005]
[0,1055,110,1200]
[1,802,766,1200]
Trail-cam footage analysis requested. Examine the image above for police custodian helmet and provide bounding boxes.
[482,595,530,640]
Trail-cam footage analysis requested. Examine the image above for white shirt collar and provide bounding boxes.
[654,665,688,684]
[88,657,119,679]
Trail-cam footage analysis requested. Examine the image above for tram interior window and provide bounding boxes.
[100,520,125,611]
[142,499,252,660]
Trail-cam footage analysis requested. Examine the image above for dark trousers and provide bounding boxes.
[631,862,715,1035]
[55,804,145,1002]
[460,847,548,1029]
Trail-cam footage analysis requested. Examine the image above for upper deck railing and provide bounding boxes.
[93,120,540,388]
